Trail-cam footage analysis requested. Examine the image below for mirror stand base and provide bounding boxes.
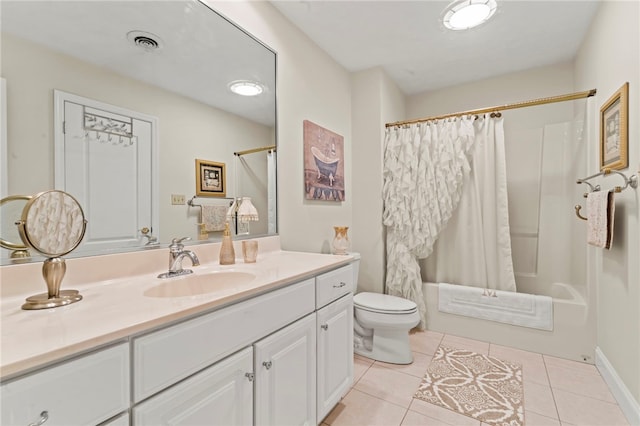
[21,290,83,310]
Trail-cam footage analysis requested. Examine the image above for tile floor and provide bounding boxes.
[322,330,630,426]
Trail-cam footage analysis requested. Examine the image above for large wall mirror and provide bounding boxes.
[0,0,277,265]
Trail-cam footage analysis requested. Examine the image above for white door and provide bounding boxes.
[54,90,158,253]
[316,294,354,424]
[133,347,253,426]
[254,313,316,426]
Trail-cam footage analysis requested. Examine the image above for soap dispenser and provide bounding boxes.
[219,222,236,265]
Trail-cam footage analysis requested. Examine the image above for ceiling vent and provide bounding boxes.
[127,31,164,52]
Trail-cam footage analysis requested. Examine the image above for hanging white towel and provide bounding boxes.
[586,191,615,249]
[201,205,228,232]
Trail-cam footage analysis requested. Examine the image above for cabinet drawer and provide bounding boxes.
[316,264,353,308]
[1,343,129,426]
[133,278,315,402]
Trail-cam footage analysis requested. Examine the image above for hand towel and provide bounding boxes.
[586,191,615,249]
[201,205,228,232]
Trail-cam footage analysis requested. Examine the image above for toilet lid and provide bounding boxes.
[354,292,418,314]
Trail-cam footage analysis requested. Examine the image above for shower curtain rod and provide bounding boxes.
[234,144,276,156]
[385,89,597,128]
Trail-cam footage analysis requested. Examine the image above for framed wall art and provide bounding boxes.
[303,120,345,201]
[600,82,629,171]
[195,159,226,197]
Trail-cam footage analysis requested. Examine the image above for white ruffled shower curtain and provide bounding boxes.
[383,114,516,328]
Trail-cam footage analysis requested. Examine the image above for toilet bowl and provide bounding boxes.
[349,255,419,364]
[353,292,420,364]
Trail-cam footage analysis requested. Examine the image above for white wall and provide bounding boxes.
[351,68,405,293]
[1,33,272,243]
[210,1,353,254]
[574,0,640,407]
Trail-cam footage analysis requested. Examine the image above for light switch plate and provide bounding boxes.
[171,194,185,205]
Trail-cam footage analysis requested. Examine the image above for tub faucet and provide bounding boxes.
[158,237,200,279]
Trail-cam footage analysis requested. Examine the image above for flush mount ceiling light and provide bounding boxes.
[228,80,264,96]
[442,0,498,31]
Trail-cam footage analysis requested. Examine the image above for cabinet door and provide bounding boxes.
[254,313,316,426]
[316,294,354,424]
[133,347,253,426]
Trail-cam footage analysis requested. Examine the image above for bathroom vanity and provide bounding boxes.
[0,238,355,426]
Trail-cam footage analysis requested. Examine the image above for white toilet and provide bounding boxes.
[351,258,420,364]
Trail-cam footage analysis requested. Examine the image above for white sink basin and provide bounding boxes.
[144,271,256,298]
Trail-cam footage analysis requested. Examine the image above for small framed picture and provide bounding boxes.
[195,159,226,197]
[600,82,629,171]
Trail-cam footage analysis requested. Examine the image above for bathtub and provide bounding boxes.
[423,282,597,363]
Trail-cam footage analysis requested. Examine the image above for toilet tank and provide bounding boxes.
[350,252,361,293]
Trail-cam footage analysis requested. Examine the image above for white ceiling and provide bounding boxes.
[1,1,276,126]
[270,0,601,95]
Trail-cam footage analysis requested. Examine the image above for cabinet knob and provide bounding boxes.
[321,324,329,330]
[245,372,255,382]
[333,282,347,288]
[262,361,272,370]
[28,411,49,426]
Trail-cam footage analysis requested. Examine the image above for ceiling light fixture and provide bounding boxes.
[442,0,498,31]
[228,80,264,96]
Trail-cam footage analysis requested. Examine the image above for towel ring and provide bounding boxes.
[574,205,587,221]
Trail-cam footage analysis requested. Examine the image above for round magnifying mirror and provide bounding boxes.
[16,190,87,310]
[0,195,32,260]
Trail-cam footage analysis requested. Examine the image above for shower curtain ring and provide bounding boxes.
[574,205,587,221]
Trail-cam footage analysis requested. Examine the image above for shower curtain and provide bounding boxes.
[383,114,515,327]
[267,150,277,234]
[424,115,516,292]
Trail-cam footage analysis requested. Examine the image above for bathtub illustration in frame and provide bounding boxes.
[303,120,345,201]
[195,159,226,197]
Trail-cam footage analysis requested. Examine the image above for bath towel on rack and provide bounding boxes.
[201,205,228,232]
[586,191,615,249]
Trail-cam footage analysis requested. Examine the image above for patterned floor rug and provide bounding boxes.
[414,345,524,426]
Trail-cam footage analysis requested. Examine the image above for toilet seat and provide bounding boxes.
[354,292,417,315]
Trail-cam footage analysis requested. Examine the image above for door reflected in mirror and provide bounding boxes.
[0,0,277,265]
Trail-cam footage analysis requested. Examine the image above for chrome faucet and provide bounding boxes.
[158,237,200,279]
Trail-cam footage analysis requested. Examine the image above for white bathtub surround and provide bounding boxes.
[437,282,553,331]
[383,117,475,327]
[424,115,516,293]
[424,282,594,363]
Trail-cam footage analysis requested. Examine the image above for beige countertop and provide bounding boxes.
[0,243,354,380]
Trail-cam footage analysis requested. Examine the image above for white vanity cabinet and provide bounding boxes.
[0,342,129,426]
[254,312,317,426]
[0,258,356,426]
[133,347,254,426]
[132,278,316,403]
[315,265,354,424]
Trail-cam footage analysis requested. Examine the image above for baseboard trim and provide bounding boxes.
[595,347,640,425]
